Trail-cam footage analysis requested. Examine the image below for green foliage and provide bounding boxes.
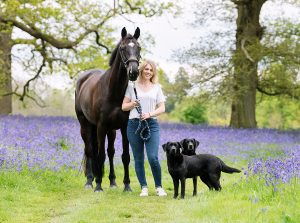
[206,97,231,126]
[204,94,300,129]
[170,97,207,124]
[256,94,300,129]
[55,138,70,151]
[164,93,300,129]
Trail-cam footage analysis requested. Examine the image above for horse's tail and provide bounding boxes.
[102,164,105,178]
[82,153,88,176]
[81,153,105,178]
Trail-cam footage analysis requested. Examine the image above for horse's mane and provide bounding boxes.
[109,34,133,67]
[109,42,120,66]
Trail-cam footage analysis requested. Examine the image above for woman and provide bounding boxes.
[122,60,167,197]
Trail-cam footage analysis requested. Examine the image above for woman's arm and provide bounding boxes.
[151,102,165,117]
[122,96,138,111]
[141,102,165,120]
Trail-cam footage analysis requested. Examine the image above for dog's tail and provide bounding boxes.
[220,160,241,174]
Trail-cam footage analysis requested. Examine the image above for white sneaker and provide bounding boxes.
[156,187,167,196]
[140,187,148,197]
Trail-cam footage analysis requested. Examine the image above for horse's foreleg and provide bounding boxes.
[121,127,132,192]
[94,125,106,192]
[107,130,117,188]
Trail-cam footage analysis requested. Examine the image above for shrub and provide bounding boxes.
[170,98,207,124]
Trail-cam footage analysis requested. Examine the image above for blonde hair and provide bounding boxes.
[138,60,158,83]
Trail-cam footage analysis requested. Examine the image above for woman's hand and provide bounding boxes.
[141,112,151,120]
[122,97,140,111]
[131,100,140,110]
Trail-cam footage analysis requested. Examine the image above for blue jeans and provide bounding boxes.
[127,118,162,188]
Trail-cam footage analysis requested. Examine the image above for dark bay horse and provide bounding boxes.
[75,27,141,192]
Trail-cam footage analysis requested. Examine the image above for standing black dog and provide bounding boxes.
[162,141,241,199]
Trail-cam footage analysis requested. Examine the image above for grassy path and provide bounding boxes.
[1,163,299,223]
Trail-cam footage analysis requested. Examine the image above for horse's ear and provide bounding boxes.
[133,27,140,40]
[121,27,127,39]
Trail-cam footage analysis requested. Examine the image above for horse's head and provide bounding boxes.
[119,27,141,81]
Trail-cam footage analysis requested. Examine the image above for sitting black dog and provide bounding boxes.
[162,141,241,199]
[180,138,199,196]
[180,138,199,156]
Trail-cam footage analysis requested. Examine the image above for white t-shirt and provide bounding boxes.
[125,82,166,119]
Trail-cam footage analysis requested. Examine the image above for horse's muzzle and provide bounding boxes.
[128,62,139,81]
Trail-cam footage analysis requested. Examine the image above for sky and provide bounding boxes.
[12,0,299,90]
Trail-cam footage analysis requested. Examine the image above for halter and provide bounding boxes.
[119,45,141,68]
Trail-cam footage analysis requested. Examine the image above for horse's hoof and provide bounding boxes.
[110,179,117,188]
[94,184,103,192]
[123,184,132,192]
[84,183,93,189]
[110,184,117,189]
[94,188,103,193]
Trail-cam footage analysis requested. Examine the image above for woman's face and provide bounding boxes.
[141,64,154,81]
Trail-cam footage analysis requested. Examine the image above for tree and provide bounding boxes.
[175,0,300,128]
[159,67,192,112]
[0,0,177,114]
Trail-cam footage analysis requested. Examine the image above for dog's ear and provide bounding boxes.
[193,139,200,149]
[176,142,183,153]
[162,143,168,152]
[179,139,186,148]
[179,140,184,149]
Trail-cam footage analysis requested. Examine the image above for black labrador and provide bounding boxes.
[180,138,199,196]
[180,138,199,156]
[162,141,241,199]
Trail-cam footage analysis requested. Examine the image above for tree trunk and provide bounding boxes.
[0,21,13,114]
[230,0,265,128]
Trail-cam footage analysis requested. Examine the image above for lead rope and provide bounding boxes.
[133,82,151,141]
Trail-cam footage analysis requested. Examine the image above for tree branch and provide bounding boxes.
[124,0,142,14]
[94,31,111,54]
[0,9,115,49]
[2,81,46,107]
[241,38,255,63]
[231,0,249,5]
[257,85,299,100]
[20,41,46,101]
[12,38,36,46]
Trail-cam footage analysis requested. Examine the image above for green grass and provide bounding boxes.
[0,162,299,223]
